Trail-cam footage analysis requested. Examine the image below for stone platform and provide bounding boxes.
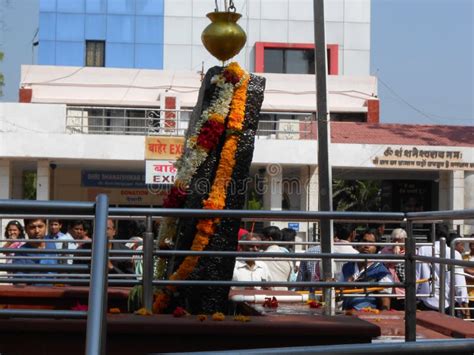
[0,287,472,354]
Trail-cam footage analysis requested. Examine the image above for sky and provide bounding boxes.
[371,0,473,126]
[0,0,472,127]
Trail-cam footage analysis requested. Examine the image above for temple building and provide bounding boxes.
[0,0,472,239]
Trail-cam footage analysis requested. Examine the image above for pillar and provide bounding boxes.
[263,164,282,211]
[301,165,319,213]
[36,160,50,200]
[438,171,450,211]
[366,99,380,123]
[300,165,319,245]
[449,170,465,232]
[262,164,283,229]
[464,171,474,235]
[0,160,12,199]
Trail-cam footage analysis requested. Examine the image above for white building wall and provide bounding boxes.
[163,0,371,75]
[465,171,474,235]
[0,103,66,134]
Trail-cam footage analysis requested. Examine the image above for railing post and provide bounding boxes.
[449,238,458,317]
[430,223,436,297]
[85,194,109,355]
[405,220,417,342]
[439,237,446,314]
[143,215,154,312]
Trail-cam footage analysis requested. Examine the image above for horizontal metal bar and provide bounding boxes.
[0,199,95,215]
[240,257,405,263]
[406,209,474,221]
[0,278,140,286]
[240,241,434,247]
[4,273,139,278]
[0,214,95,220]
[203,339,474,355]
[0,248,88,254]
[0,264,88,272]
[415,255,474,267]
[0,248,140,256]
[151,280,403,288]
[152,250,405,260]
[0,309,87,319]
[0,240,133,246]
[108,207,405,221]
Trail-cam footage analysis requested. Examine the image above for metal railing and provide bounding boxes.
[65,106,314,139]
[0,197,109,355]
[0,196,473,354]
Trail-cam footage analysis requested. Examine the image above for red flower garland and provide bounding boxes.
[223,69,240,85]
[163,186,187,208]
[197,120,225,151]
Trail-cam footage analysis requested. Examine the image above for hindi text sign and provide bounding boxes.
[145,160,177,185]
[145,136,184,160]
[372,146,474,171]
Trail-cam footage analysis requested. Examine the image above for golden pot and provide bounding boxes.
[201,12,247,62]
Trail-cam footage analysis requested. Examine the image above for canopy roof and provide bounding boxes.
[20,65,377,113]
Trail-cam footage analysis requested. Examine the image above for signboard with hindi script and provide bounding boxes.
[145,136,184,160]
[145,160,177,185]
[372,146,474,171]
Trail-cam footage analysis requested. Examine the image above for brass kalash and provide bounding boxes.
[201,0,247,62]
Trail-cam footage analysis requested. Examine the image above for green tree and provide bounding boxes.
[332,179,381,212]
[23,171,37,200]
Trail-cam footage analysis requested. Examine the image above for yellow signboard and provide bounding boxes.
[145,136,185,160]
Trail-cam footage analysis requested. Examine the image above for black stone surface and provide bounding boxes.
[183,74,266,314]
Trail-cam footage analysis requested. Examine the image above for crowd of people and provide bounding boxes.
[2,218,473,316]
[232,223,473,317]
[2,218,141,276]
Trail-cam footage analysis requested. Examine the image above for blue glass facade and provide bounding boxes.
[38,0,164,69]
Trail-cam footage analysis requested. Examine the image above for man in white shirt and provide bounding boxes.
[261,226,293,290]
[416,224,469,316]
[232,234,270,289]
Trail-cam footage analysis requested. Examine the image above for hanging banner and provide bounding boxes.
[145,136,184,160]
[145,160,177,184]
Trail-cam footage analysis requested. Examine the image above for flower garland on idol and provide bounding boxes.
[153,63,249,313]
[156,63,243,251]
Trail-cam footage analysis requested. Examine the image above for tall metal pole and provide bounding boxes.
[439,237,446,314]
[449,238,456,317]
[405,221,417,342]
[143,215,154,312]
[313,0,334,315]
[85,194,109,355]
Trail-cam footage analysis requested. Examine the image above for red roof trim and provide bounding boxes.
[307,122,474,147]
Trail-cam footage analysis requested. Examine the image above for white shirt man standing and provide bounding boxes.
[416,224,468,316]
[261,226,293,290]
[232,234,270,289]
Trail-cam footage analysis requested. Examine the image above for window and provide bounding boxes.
[264,48,315,74]
[255,42,338,75]
[85,40,105,67]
